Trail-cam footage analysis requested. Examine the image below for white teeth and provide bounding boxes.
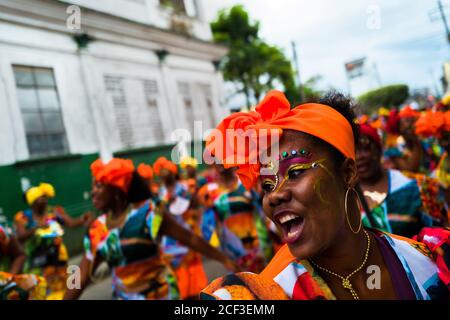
[288,229,301,238]
[279,213,298,224]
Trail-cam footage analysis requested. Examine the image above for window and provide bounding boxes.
[143,80,164,142]
[104,75,134,148]
[178,81,194,136]
[160,0,187,15]
[13,66,68,158]
[199,84,215,128]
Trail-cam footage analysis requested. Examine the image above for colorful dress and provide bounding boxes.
[201,228,449,300]
[384,137,443,175]
[0,271,47,300]
[0,224,47,300]
[434,152,450,189]
[362,169,446,238]
[14,207,68,300]
[158,182,208,299]
[201,181,272,273]
[0,224,11,271]
[84,200,178,300]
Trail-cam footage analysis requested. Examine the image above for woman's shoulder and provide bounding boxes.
[87,214,108,236]
[378,229,449,299]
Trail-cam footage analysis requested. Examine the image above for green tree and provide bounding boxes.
[358,84,409,114]
[211,5,297,108]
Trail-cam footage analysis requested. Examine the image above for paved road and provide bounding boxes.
[77,258,228,300]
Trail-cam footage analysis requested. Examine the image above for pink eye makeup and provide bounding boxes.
[260,148,326,193]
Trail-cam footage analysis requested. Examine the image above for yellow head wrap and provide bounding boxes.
[180,156,198,170]
[25,183,55,206]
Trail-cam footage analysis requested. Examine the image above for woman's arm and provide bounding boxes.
[7,234,26,274]
[14,222,37,243]
[58,208,94,229]
[160,211,240,272]
[63,256,95,300]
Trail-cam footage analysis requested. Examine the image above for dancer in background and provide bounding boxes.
[153,156,208,299]
[14,183,93,299]
[200,163,272,273]
[64,158,237,300]
[356,123,446,237]
[385,106,441,174]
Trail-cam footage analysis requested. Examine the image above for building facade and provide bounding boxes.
[0,0,228,251]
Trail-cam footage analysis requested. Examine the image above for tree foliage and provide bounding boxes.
[211,5,297,107]
[358,84,409,113]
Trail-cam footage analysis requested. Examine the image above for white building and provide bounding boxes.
[0,0,229,224]
[0,0,229,165]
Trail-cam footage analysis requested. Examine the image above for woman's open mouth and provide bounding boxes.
[274,211,305,244]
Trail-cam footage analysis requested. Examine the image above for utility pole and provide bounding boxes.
[430,0,450,54]
[291,41,305,103]
[438,0,450,45]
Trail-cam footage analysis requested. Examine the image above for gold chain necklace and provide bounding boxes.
[309,230,371,300]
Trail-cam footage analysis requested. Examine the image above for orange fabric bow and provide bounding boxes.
[153,157,178,176]
[445,111,450,132]
[398,105,419,119]
[206,90,355,189]
[137,163,154,180]
[91,158,135,194]
[415,111,444,137]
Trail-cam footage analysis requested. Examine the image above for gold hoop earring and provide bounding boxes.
[344,187,363,234]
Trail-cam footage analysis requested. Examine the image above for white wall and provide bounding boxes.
[0,21,99,164]
[0,17,227,165]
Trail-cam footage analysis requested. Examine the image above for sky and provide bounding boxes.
[202,0,450,99]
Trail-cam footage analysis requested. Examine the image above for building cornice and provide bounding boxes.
[0,0,228,61]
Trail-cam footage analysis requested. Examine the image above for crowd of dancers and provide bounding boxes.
[0,90,449,300]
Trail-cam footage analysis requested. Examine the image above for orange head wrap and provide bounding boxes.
[415,111,444,137]
[137,163,153,180]
[205,90,355,189]
[153,157,178,176]
[90,158,135,194]
[398,105,419,119]
[415,110,450,137]
[445,111,450,132]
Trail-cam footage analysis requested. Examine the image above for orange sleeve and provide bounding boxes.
[260,244,296,280]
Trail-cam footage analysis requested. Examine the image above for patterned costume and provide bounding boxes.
[84,200,178,300]
[362,169,446,238]
[158,182,208,299]
[200,181,272,273]
[14,207,68,300]
[0,224,47,300]
[202,228,449,300]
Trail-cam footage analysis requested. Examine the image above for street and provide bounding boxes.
[78,258,228,300]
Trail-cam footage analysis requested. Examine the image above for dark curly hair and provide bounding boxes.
[304,91,360,167]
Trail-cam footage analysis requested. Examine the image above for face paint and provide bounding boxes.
[260,155,326,193]
[313,177,330,205]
